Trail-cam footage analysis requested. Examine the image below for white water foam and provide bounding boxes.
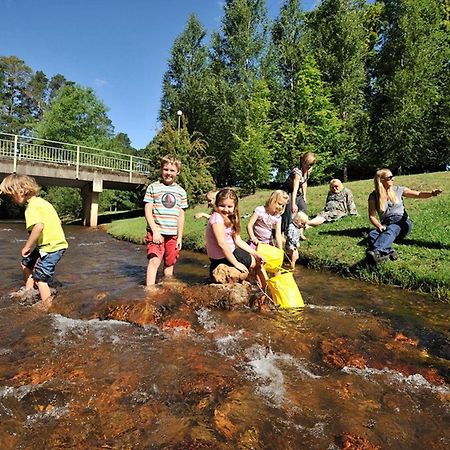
[51,314,129,344]
[196,308,218,331]
[77,241,106,246]
[26,404,70,425]
[243,344,321,408]
[342,366,450,395]
[0,228,13,232]
[0,384,40,400]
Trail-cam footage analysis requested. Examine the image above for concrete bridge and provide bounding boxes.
[0,133,150,226]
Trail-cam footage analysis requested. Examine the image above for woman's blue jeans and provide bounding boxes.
[368,216,412,254]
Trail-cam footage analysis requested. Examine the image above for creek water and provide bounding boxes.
[0,224,448,449]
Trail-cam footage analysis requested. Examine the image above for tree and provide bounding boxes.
[159,14,210,138]
[306,0,371,179]
[370,0,450,172]
[0,56,33,134]
[36,84,113,146]
[269,1,345,183]
[231,79,272,192]
[207,0,269,186]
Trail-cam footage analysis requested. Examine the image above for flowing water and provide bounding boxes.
[0,224,448,449]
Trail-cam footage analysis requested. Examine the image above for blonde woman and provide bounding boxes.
[366,168,442,263]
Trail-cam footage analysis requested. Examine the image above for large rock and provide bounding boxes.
[212,264,248,284]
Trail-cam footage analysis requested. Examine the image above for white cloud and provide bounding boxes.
[93,78,108,87]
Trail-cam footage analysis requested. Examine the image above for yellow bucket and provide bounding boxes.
[256,243,284,273]
[267,269,304,308]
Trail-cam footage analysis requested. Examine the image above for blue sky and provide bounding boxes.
[1,0,316,149]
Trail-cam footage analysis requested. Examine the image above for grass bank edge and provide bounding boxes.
[105,172,450,302]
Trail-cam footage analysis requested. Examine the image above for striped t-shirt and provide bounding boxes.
[144,181,188,235]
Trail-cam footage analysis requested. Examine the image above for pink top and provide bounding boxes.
[252,206,281,244]
[206,212,236,259]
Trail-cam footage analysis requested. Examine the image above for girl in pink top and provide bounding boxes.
[247,190,289,249]
[206,188,266,288]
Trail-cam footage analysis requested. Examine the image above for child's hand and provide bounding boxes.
[292,203,298,214]
[21,246,32,257]
[235,262,249,273]
[251,237,259,246]
[152,231,163,244]
[176,236,183,250]
[432,189,442,196]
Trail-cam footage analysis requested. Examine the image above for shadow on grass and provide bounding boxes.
[319,228,449,250]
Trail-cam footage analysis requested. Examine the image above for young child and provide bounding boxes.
[0,174,68,308]
[247,190,289,249]
[205,188,266,288]
[144,155,188,286]
[194,190,218,220]
[285,211,309,270]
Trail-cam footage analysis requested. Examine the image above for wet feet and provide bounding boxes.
[33,295,54,311]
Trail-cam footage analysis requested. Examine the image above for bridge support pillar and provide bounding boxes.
[82,177,103,227]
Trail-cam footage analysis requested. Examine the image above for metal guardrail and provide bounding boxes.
[0,132,151,182]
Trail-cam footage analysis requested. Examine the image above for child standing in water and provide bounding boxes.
[144,155,188,286]
[247,190,289,249]
[285,211,309,270]
[206,188,266,287]
[0,174,68,309]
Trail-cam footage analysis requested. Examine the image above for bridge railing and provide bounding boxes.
[0,132,151,181]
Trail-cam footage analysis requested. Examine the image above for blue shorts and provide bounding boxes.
[22,248,66,283]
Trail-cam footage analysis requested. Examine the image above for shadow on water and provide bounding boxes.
[0,224,449,449]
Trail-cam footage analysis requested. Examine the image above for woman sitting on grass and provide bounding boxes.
[308,179,358,227]
[366,168,442,264]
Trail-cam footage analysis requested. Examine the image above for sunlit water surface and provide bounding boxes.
[0,224,448,449]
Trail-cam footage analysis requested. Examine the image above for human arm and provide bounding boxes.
[22,223,44,257]
[403,188,442,199]
[176,208,185,249]
[301,179,308,204]
[246,212,259,246]
[291,173,301,213]
[368,197,385,232]
[234,234,264,265]
[144,202,163,244]
[274,220,283,249]
[211,222,248,273]
[194,212,211,220]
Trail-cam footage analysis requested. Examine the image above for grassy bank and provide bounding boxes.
[106,172,450,301]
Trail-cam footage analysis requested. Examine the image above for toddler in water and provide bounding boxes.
[206,188,266,288]
[285,211,309,270]
[247,190,289,249]
[0,174,68,309]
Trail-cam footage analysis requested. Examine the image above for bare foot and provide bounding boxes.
[33,295,54,311]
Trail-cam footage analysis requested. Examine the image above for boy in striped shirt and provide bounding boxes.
[144,155,188,286]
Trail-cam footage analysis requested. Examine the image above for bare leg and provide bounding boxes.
[22,265,35,290]
[163,265,174,278]
[146,256,161,286]
[32,281,54,311]
[308,216,326,226]
[289,249,299,270]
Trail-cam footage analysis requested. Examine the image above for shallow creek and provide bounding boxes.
[0,224,448,449]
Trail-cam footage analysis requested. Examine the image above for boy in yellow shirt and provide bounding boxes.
[0,174,68,308]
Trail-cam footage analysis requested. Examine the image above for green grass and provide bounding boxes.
[105,172,450,301]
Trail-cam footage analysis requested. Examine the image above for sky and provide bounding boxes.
[1,0,317,150]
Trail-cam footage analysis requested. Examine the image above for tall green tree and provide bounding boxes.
[159,14,210,138]
[231,79,272,192]
[269,0,344,182]
[371,0,450,171]
[307,0,371,178]
[208,0,268,186]
[36,84,113,146]
[0,56,33,134]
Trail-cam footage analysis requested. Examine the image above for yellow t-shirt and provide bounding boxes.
[25,197,68,253]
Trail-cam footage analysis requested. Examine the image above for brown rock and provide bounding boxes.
[212,264,248,284]
[337,432,381,450]
[320,337,367,370]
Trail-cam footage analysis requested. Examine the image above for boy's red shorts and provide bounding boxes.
[146,231,179,267]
